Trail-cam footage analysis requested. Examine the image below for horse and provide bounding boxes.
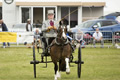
[49,25,72,80]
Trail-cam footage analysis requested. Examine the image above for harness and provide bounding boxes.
[48,37,70,52]
[47,25,73,53]
[54,37,70,46]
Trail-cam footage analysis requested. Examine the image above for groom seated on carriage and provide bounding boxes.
[33,28,42,48]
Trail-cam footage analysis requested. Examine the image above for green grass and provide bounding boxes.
[0,47,120,80]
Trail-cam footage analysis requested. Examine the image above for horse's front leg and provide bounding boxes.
[65,58,70,74]
[54,63,60,80]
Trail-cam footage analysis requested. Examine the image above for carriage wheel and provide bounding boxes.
[45,56,48,68]
[37,46,39,53]
[33,45,37,78]
[70,53,74,62]
[77,46,82,78]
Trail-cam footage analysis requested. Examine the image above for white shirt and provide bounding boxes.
[93,31,103,40]
[75,33,83,41]
[28,24,31,31]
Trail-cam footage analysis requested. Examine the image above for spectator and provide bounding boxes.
[75,30,86,48]
[93,28,104,48]
[75,30,83,42]
[0,19,10,48]
[26,19,32,32]
[67,29,85,48]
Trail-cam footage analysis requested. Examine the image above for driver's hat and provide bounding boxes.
[47,10,54,15]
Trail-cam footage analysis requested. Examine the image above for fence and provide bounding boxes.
[0,32,34,47]
[71,31,115,48]
[0,31,119,48]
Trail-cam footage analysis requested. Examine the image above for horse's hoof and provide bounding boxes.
[54,75,58,80]
[54,78,57,80]
[54,79,57,80]
[66,72,70,74]
[57,72,61,78]
[66,68,70,74]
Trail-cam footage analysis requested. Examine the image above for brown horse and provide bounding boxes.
[50,25,72,80]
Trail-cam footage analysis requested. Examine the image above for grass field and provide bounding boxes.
[0,47,120,80]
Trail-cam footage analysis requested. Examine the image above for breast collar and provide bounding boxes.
[54,37,69,46]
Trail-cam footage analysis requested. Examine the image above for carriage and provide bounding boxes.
[30,26,84,79]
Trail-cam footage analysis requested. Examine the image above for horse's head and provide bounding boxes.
[57,25,67,41]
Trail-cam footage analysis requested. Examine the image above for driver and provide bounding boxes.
[41,10,59,54]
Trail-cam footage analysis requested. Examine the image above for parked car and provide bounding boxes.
[71,19,120,39]
[10,23,27,32]
[9,23,42,33]
[99,12,120,20]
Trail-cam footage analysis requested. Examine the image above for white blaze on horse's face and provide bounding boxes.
[62,26,67,39]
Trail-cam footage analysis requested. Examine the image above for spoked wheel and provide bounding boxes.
[37,46,39,53]
[70,53,74,62]
[33,45,37,78]
[77,46,82,78]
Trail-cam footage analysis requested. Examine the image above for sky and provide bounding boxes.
[104,0,120,15]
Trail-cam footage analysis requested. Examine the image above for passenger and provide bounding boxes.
[34,28,41,48]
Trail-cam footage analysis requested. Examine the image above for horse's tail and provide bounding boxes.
[59,59,66,71]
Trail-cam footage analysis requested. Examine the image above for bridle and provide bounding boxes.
[55,25,69,46]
